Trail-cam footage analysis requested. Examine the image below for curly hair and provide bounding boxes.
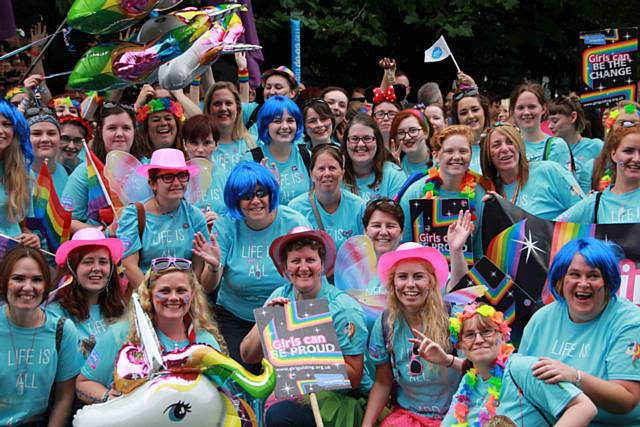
[127,268,227,354]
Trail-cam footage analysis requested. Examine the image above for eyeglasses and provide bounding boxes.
[460,328,498,343]
[366,197,400,208]
[620,120,640,128]
[347,135,376,145]
[373,111,397,120]
[351,96,366,103]
[396,128,423,140]
[241,188,268,201]
[409,344,423,376]
[453,88,479,102]
[302,97,329,109]
[25,107,55,117]
[151,257,192,273]
[156,172,190,184]
[61,135,85,145]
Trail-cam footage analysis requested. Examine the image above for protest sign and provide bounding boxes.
[580,27,638,108]
[410,198,473,265]
[254,299,351,399]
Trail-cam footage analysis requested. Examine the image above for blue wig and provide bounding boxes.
[257,95,304,144]
[224,161,280,220]
[0,99,34,169]
[548,237,622,301]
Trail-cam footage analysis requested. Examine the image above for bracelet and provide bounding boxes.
[237,68,249,83]
[101,390,110,402]
[191,76,201,86]
[574,369,582,388]
[446,354,455,368]
[208,264,220,273]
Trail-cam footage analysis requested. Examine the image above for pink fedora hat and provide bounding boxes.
[269,226,337,278]
[377,242,449,290]
[136,148,199,178]
[55,227,125,266]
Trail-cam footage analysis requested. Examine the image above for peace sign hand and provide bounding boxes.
[408,328,449,366]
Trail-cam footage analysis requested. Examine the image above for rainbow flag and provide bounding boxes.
[85,147,123,224]
[27,162,71,251]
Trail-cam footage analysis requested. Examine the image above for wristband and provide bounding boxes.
[574,369,582,388]
[237,68,249,83]
[446,354,455,368]
[101,391,110,402]
[191,76,201,87]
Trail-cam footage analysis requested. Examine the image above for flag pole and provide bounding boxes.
[441,37,461,73]
[82,140,118,221]
[0,233,55,257]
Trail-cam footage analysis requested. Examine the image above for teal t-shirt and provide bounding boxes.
[347,161,407,203]
[288,190,366,250]
[368,314,461,418]
[61,162,100,225]
[81,320,221,389]
[212,138,254,181]
[399,174,487,258]
[501,161,584,220]
[268,280,371,391]
[242,102,260,139]
[400,155,430,176]
[571,137,604,193]
[525,136,573,171]
[557,186,640,224]
[117,199,209,273]
[213,206,312,321]
[259,142,312,205]
[0,310,83,425]
[46,302,117,359]
[441,354,582,426]
[519,299,640,426]
[193,163,227,215]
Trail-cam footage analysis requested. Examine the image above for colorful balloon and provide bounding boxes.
[67,0,185,35]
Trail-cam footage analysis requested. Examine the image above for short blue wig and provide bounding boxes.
[548,237,622,301]
[257,95,304,144]
[224,161,280,220]
[0,99,34,169]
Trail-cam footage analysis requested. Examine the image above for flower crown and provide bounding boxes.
[59,115,93,141]
[136,98,185,124]
[449,303,511,345]
[4,86,25,100]
[52,96,80,109]
[606,104,640,130]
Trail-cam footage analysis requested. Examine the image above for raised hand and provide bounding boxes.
[447,210,474,252]
[235,52,248,70]
[192,231,220,270]
[408,329,450,366]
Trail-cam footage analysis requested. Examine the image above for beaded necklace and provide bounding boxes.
[421,167,481,219]
[451,344,515,427]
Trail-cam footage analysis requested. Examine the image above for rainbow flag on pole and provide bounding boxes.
[27,162,71,251]
[84,144,122,224]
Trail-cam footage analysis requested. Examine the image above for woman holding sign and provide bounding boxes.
[558,124,640,224]
[518,238,640,425]
[240,226,369,427]
[480,122,584,219]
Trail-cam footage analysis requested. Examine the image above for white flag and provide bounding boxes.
[424,36,452,63]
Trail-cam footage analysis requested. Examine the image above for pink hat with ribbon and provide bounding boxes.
[136,148,199,178]
[55,227,124,266]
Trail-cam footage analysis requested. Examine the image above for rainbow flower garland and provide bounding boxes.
[136,97,185,124]
[4,86,25,100]
[606,104,640,131]
[421,167,487,220]
[598,168,613,191]
[449,303,511,345]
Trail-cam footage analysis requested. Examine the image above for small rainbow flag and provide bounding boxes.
[486,220,527,278]
[27,162,71,251]
[85,146,122,224]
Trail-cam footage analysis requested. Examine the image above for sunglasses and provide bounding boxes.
[620,120,640,128]
[241,188,268,201]
[453,88,479,102]
[302,97,330,109]
[26,106,55,118]
[409,344,423,376]
[150,257,192,273]
[351,96,366,103]
[61,135,85,145]
[366,197,400,208]
[156,172,190,184]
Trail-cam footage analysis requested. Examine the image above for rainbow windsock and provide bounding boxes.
[28,162,71,251]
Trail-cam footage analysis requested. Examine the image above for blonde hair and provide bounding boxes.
[203,81,256,149]
[3,133,31,222]
[127,268,227,354]
[384,259,451,353]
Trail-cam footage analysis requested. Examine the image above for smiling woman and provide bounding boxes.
[136,97,186,159]
[27,108,68,195]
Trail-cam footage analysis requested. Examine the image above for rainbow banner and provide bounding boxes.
[482,196,640,341]
[580,27,638,108]
[26,162,71,251]
[254,299,351,398]
[410,198,473,265]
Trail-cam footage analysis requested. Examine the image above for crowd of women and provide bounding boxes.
[0,50,639,426]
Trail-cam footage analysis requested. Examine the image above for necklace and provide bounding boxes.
[6,308,43,396]
[452,344,514,427]
[501,181,520,205]
[421,167,482,219]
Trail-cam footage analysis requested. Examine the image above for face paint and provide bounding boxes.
[154,292,169,301]
[181,294,190,305]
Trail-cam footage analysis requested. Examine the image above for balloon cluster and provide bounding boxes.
[67,0,261,90]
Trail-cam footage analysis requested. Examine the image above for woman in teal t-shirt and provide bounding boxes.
[390,109,434,176]
[481,122,584,219]
[519,238,640,426]
[76,257,226,404]
[0,246,84,426]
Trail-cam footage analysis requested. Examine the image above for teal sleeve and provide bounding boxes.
[508,355,581,418]
[606,320,640,381]
[191,205,210,238]
[552,163,585,209]
[116,204,141,258]
[367,315,390,364]
[196,331,222,352]
[355,201,366,235]
[388,164,408,197]
[549,138,573,171]
[212,214,233,267]
[242,102,259,125]
[265,286,286,303]
[56,319,84,382]
[332,295,367,356]
[555,194,597,223]
[62,164,89,221]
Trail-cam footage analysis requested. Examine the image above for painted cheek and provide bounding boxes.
[154,293,169,301]
[181,294,191,305]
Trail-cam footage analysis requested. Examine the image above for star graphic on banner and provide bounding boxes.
[281,384,293,395]
[413,201,421,208]
[425,225,431,232]
[314,328,320,333]
[452,200,457,206]
[308,302,314,307]
[303,312,309,318]
[259,309,268,317]
[508,291,514,298]
[627,78,634,85]
[490,270,497,277]
[625,32,631,39]
[514,230,545,263]
[597,85,605,90]
[467,278,473,287]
